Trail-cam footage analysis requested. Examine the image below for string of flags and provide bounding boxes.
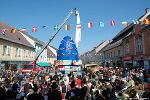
[0,18,150,34]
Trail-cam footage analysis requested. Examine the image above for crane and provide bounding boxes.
[32,8,78,66]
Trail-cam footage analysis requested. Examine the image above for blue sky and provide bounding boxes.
[0,0,150,54]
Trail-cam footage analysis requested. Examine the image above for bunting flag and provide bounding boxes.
[20,28,27,32]
[42,26,47,28]
[110,20,116,26]
[65,24,70,31]
[0,29,6,34]
[1,18,149,34]
[32,27,37,32]
[99,22,104,27]
[132,20,139,24]
[88,22,92,28]
[75,10,81,48]
[11,28,16,33]
[54,25,59,31]
[143,18,150,24]
[121,21,128,26]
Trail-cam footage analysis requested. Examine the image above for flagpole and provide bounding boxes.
[32,8,78,65]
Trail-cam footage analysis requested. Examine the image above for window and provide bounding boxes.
[30,51,34,58]
[28,51,31,58]
[24,50,27,57]
[110,52,112,58]
[31,51,33,58]
[118,50,121,57]
[114,51,116,57]
[136,37,143,52]
[3,45,10,56]
[125,40,129,54]
[16,48,21,57]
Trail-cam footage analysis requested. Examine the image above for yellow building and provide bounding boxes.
[0,21,35,70]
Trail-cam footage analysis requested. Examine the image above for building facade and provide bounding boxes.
[21,30,57,67]
[103,9,150,68]
[0,21,35,70]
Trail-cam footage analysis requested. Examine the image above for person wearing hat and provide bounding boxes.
[48,82,62,100]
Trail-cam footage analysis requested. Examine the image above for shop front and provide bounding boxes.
[132,55,150,69]
[122,56,133,68]
[0,61,31,70]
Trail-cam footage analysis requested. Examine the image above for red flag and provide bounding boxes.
[0,29,6,34]
[110,20,116,26]
[88,22,92,28]
[32,27,37,32]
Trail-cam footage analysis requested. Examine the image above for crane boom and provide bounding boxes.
[32,8,77,65]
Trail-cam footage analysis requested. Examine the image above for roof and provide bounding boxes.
[0,21,34,48]
[22,32,44,45]
[113,10,150,41]
[113,23,134,41]
[95,40,110,53]
[47,46,56,58]
[102,39,122,51]
[138,9,150,22]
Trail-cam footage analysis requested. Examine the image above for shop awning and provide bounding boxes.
[36,62,51,67]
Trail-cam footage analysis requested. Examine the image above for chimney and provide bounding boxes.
[145,8,150,13]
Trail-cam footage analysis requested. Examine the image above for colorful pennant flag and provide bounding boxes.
[121,21,128,26]
[42,26,47,28]
[88,22,93,28]
[32,27,37,32]
[65,24,70,31]
[20,28,27,33]
[75,10,81,48]
[143,18,150,24]
[99,22,104,27]
[54,25,59,31]
[0,29,6,34]
[110,20,116,26]
[11,28,16,33]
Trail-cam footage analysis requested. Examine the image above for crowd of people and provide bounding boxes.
[0,66,150,100]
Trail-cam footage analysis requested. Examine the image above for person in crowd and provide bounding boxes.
[79,86,89,100]
[59,81,67,99]
[48,81,62,100]
[65,80,80,100]
[63,74,70,90]
[126,76,135,91]
[24,78,32,96]
[75,75,82,88]
[12,79,20,100]
[93,89,105,100]
[0,82,6,100]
